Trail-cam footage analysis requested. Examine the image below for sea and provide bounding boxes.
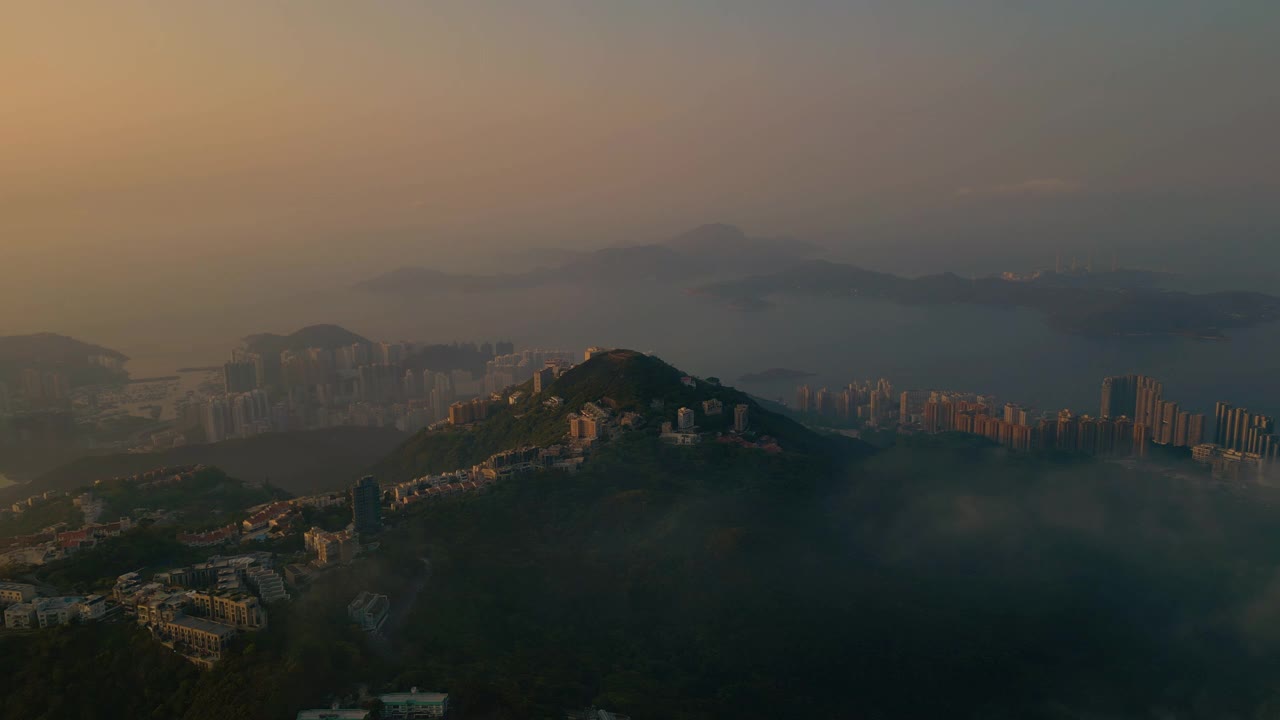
[110,283,1280,421]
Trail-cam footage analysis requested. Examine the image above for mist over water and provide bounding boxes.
[95,283,1280,420]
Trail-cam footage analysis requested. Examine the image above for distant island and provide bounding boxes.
[0,333,129,388]
[242,324,371,356]
[738,368,815,383]
[355,223,820,294]
[693,260,1280,340]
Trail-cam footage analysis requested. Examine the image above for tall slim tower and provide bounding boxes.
[352,476,383,536]
[1100,375,1138,419]
[1135,376,1163,428]
[1214,402,1233,446]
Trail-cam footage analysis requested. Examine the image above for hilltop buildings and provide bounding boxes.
[305,527,359,567]
[4,594,105,629]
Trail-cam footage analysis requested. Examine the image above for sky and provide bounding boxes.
[2,0,1278,335]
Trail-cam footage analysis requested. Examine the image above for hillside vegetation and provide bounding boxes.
[374,349,864,482]
[9,354,1280,718]
[0,333,129,386]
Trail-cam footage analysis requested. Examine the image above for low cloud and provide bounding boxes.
[956,178,1083,198]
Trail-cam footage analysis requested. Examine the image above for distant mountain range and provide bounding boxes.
[355,223,820,294]
[692,259,1280,339]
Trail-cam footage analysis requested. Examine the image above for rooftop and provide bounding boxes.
[380,691,448,705]
[169,615,237,636]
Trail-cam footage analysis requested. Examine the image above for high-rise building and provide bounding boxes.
[795,385,812,413]
[1135,376,1163,428]
[1112,417,1134,456]
[677,407,695,431]
[734,404,749,433]
[568,413,599,441]
[1214,402,1233,446]
[1134,423,1151,457]
[1100,375,1139,419]
[1003,403,1029,426]
[1055,410,1078,451]
[532,367,555,395]
[1077,415,1100,454]
[1186,413,1206,447]
[202,398,230,443]
[814,387,832,416]
[352,476,382,536]
[1156,401,1180,445]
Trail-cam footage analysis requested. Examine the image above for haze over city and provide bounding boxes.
[2,3,1280,719]
[5,1,1280,348]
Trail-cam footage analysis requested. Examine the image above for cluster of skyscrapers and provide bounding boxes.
[795,378,895,426]
[173,341,583,444]
[795,371,1275,480]
[1100,374,1207,449]
[1213,403,1279,458]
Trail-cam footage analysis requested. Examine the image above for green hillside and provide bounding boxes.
[10,354,1280,718]
[1,466,283,541]
[373,349,865,482]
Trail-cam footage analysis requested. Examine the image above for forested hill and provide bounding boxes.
[372,348,868,482]
[0,333,129,386]
[242,324,370,356]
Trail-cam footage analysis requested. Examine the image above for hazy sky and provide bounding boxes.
[2,1,1278,333]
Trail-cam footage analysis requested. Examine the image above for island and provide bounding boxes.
[692,260,1280,340]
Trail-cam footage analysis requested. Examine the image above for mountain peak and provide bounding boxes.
[669,223,748,246]
[243,324,371,355]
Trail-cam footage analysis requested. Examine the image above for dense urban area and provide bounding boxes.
[2,331,1279,717]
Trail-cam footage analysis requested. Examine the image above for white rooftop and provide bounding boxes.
[296,711,369,720]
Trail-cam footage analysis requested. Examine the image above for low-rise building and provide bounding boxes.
[380,688,449,719]
[35,596,80,627]
[348,591,389,633]
[158,615,237,656]
[305,527,359,567]
[177,524,239,547]
[3,595,99,629]
[245,566,289,603]
[4,602,36,629]
[660,431,701,446]
[190,591,268,629]
[78,594,106,621]
[0,581,36,606]
[241,502,295,539]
